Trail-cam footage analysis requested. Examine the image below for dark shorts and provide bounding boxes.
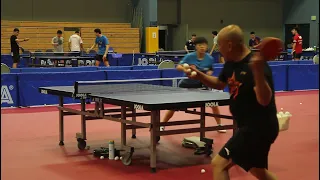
[293,52,302,59]
[219,130,274,172]
[11,53,20,63]
[95,54,108,62]
[178,79,206,89]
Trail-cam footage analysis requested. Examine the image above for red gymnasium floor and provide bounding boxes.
[1,91,319,180]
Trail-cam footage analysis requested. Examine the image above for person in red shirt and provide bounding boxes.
[291,27,303,60]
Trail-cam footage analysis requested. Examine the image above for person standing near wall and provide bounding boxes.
[184,34,196,53]
[210,31,224,63]
[291,27,303,60]
[249,31,261,49]
[52,30,64,52]
[10,28,29,68]
[68,30,84,52]
[88,28,110,67]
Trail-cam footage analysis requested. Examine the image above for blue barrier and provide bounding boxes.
[106,70,161,85]
[287,64,319,90]
[1,74,19,107]
[268,61,298,65]
[161,68,185,86]
[132,65,158,70]
[16,67,98,73]
[98,66,132,70]
[298,60,314,64]
[270,65,288,91]
[18,71,107,106]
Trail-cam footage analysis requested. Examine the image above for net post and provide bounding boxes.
[74,81,79,95]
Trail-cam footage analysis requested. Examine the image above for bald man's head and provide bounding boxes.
[217,25,249,61]
[218,25,244,45]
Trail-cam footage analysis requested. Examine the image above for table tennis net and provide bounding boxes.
[74,77,188,95]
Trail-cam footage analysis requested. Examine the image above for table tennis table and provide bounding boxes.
[39,79,235,172]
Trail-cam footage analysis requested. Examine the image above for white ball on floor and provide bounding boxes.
[114,156,119,161]
[183,63,189,68]
[201,169,206,173]
[120,157,122,160]
[300,103,302,105]
[280,108,283,111]
[191,71,197,76]
[100,156,104,160]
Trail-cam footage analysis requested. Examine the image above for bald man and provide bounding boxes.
[183,25,279,180]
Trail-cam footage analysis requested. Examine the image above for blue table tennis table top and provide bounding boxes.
[39,84,230,110]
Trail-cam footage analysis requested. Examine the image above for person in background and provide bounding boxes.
[159,37,226,140]
[291,27,303,60]
[52,30,64,52]
[88,28,110,67]
[210,30,224,63]
[68,30,84,52]
[10,28,29,68]
[249,31,261,49]
[184,34,196,53]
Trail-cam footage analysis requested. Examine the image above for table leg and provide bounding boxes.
[200,106,206,138]
[150,110,160,173]
[80,99,87,140]
[131,108,137,138]
[121,106,127,147]
[58,96,64,146]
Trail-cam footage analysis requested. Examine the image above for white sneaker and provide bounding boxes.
[160,126,165,131]
[218,125,227,133]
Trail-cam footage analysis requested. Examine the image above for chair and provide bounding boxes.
[1,63,10,74]
[158,60,175,69]
[89,50,97,54]
[35,50,42,52]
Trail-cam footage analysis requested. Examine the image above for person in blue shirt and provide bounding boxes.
[88,28,110,66]
[159,37,226,141]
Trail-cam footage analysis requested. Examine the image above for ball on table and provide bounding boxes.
[183,63,190,68]
[258,37,283,60]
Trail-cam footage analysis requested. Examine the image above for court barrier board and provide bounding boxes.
[287,64,319,90]
[1,65,319,107]
[17,71,106,106]
[98,66,133,70]
[1,73,19,107]
[132,65,158,70]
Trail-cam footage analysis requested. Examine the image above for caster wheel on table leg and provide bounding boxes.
[156,136,160,143]
[59,141,64,146]
[77,138,87,150]
[131,134,136,139]
[150,168,157,173]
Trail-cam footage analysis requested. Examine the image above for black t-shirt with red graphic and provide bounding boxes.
[218,53,278,137]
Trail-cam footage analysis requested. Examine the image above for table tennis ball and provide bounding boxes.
[201,169,206,173]
[183,63,189,68]
[120,156,122,160]
[114,156,119,161]
[100,156,104,160]
[186,68,192,73]
[278,111,284,117]
[191,71,197,76]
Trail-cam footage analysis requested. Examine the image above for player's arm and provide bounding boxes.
[89,43,97,50]
[68,37,71,51]
[80,37,84,51]
[251,55,273,106]
[184,41,189,53]
[103,37,110,57]
[16,38,29,42]
[210,44,216,55]
[292,38,297,54]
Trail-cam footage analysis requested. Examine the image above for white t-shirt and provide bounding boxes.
[69,34,83,51]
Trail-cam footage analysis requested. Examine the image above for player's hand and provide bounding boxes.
[185,66,204,80]
[24,38,30,41]
[256,37,283,60]
[249,53,265,73]
[103,55,107,61]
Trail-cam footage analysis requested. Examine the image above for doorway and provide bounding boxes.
[158,26,167,51]
[284,24,310,49]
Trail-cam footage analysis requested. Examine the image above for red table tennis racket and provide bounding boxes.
[258,37,283,61]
